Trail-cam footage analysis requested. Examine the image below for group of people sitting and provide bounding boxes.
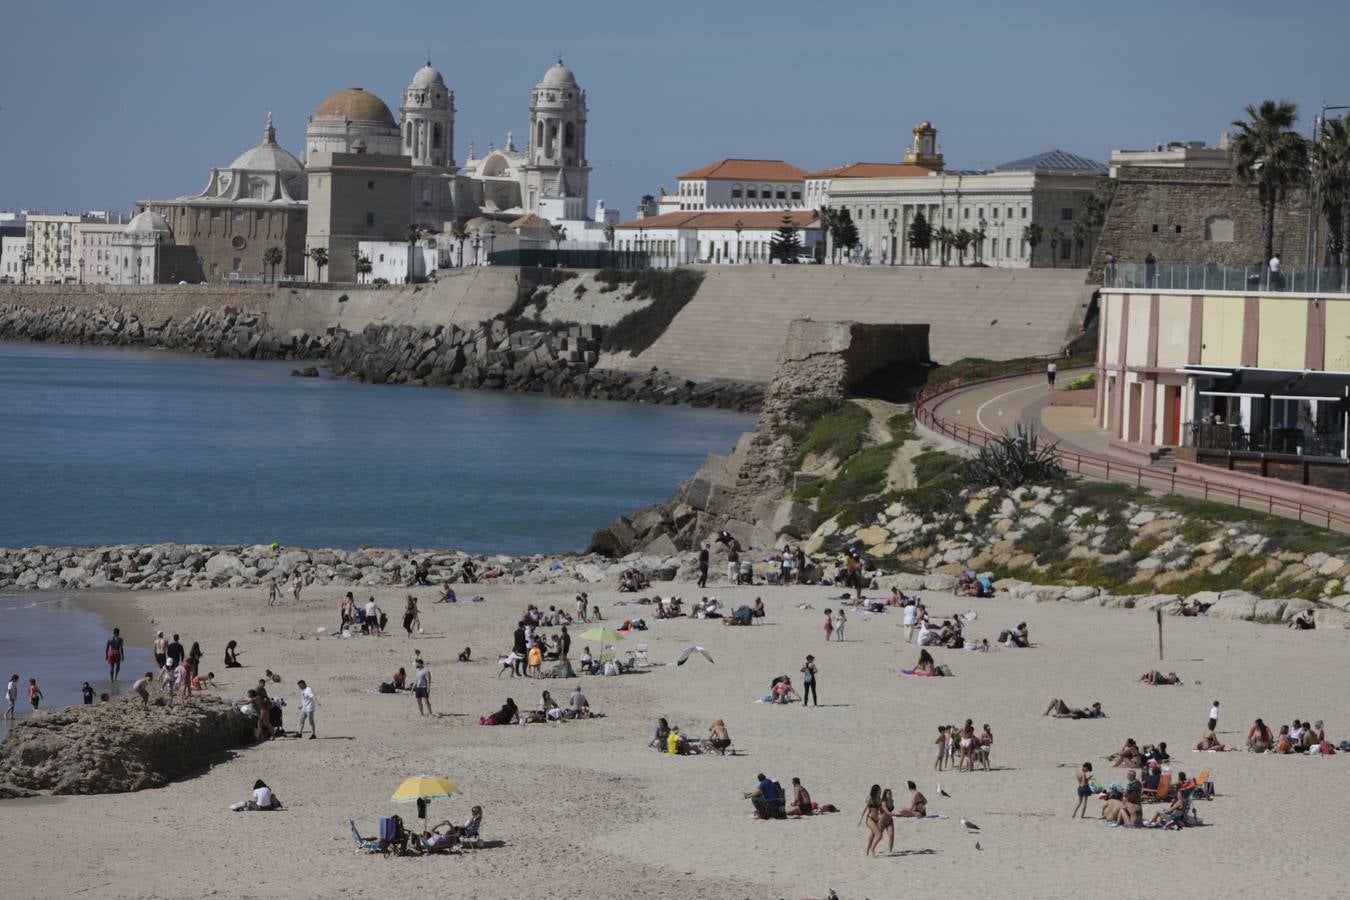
[935,720,993,772]
[1246,717,1338,754]
[744,774,833,819]
[917,618,974,650]
[480,687,597,726]
[995,622,1031,648]
[1108,738,1171,769]
[1098,771,1197,829]
[722,599,765,626]
[388,559,433,587]
[409,807,484,854]
[1289,609,1316,629]
[650,718,733,755]
[955,570,996,598]
[617,569,651,593]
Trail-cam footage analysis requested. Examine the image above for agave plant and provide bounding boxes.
[967,424,1066,489]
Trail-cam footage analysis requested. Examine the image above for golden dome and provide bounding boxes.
[313,88,396,125]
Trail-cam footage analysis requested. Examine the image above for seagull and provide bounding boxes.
[961,817,980,832]
[676,646,715,666]
[938,783,951,798]
[975,841,982,851]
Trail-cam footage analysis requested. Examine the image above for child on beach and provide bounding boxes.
[133,672,153,706]
[934,726,949,771]
[267,578,279,606]
[834,609,847,642]
[823,609,834,642]
[27,678,43,710]
[82,682,94,704]
[5,675,18,720]
[1072,762,1094,818]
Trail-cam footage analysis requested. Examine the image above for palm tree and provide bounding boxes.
[1048,228,1062,268]
[355,254,373,283]
[405,224,421,247]
[305,246,328,282]
[953,229,973,266]
[971,227,987,265]
[603,222,616,249]
[1314,116,1350,268]
[934,226,955,266]
[449,220,469,267]
[1231,99,1309,263]
[1071,221,1088,267]
[817,206,837,263]
[551,224,567,252]
[1022,223,1044,267]
[262,246,283,282]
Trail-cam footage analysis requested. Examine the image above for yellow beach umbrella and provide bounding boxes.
[391,775,462,830]
[579,627,623,644]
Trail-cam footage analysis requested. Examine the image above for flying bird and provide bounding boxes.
[676,646,715,666]
[961,817,980,832]
[938,783,951,798]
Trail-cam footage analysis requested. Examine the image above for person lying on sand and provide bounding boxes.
[413,821,460,854]
[1139,671,1183,685]
[1044,699,1104,719]
[1290,610,1316,630]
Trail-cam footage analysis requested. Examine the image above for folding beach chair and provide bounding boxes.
[460,817,484,849]
[349,819,385,854]
[632,643,650,667]
[1142,771,1171,803]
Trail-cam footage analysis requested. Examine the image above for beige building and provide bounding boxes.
[141,114,308,281]
[305,151,412,282]
[25,214,81,283]
[79,222,125,284]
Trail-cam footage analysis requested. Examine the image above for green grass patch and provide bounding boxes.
[599,269,705,356]
[1064,372,1096,391]
[808,444,896,525]
[895,451,969,517]
[539,269,577,287]
[1155,496,1349,556]
[1020,521,1072,565]
[789,402,871,466]
[1155,556,1263,596]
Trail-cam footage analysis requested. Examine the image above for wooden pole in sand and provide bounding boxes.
[1156,609,1164,661]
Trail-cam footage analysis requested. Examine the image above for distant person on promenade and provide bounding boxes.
[698,545,710,588]
[298,680,317,739]
[106,627,125,681]
[1104,252,1117,286]
[1046,360,1057,391]
[1269,253,1283,290]
[27,678,43,711]
[5,675,19,720]
[1145,252,1157,288]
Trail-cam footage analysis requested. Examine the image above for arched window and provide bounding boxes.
[433,124,442,149]
[406,122,413,145]
[536,120,544,151]
[547,123,557,157]
[564,122,575,149]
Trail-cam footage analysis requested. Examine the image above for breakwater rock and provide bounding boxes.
[0,542,694,592]
[0,695,250,795]
[0,301,763,411]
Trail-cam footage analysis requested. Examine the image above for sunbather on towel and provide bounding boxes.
[1139,670,1183,685]
[894,781,927,817]
[1044,698,1104,719]
[1196,719,1225,751]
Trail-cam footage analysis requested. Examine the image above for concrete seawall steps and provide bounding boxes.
[612,265,1093,384]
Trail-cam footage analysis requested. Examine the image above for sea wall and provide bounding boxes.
[0,295,762,410]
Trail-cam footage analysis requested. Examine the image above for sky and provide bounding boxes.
[2,0,1347,220]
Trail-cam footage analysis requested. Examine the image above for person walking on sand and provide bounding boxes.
[1209,700,1220,726]
[297,680,317,738]
[697,545,709,589]
[801,655,818,707]
[902,601,917,643]
[105,627,125,681]
[267,577,280,606]
[576,593,588,623]
[1046,360,1057,391]
[1072,762,1094,818]
[414,660,432,716]
[5,675,18,720]
[823,608,834,643]
[834,609,847,642]
[152,631,167,669]
[27,678,43,711]
[291,571,304,602]
[859,784,884,856]
[403,595,419,638]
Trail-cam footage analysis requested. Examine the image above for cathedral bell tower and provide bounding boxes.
[400,61,455,170]
[903,120,944,171]
[524,58,590,219]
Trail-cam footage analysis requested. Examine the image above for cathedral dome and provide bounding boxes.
[229,114,304,175]
[313,88,396,125]
[539,60,577,88]
[409,64,446,90]
[126,210,172,237]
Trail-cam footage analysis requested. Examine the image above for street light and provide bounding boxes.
[470,233,481,266]
[978,215,988,265]
[734,219,744,265]
[887,217,897,267]
[351,246,361,283]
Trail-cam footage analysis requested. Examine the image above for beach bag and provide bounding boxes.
[938,665,954,677]
[378,682,396,694]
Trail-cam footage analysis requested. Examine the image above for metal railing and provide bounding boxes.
[1190,424,1346,458]
[1104,262,1350,295]
[914,360,1350,534]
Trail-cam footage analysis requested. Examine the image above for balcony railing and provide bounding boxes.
[1190,423,1345,458]
[1104,262,1350,295]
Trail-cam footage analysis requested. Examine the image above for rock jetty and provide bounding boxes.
[0,695,250,795]
[0,301,762,411]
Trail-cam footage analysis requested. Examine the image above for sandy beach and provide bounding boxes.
[3,578,1348,900]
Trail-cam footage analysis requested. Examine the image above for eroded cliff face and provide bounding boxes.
[0,695,251,795]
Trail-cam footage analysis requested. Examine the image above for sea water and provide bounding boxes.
[0,341,752,554]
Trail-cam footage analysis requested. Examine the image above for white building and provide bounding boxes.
[612,209,821,266]
[111,211,174,284]
[665,159,808,213]
[357,240,439,283]
[1,233,27,282]
[78,221,127,284]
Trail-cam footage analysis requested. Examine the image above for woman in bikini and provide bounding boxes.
[1247,718,1273,752]
[958,720,977,772]
[1197,719,1225,751]
[877,788,896,854]
[896,781,927,817]
[914,649,938,676]
[859,784,883,856]
[977,723,994,770]
[1109,738,1144,768]
[823,609,834,643]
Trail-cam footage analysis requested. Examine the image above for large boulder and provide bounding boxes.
[1208,590,1260,621]
[203,553,243,578]
[0,696,250,794]
[770,500,815,539]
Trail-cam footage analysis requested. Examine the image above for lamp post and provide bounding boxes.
[471,233,481,267]
[887,217,897,267]
[487,227,495,265]
[978,215,988,266]
[638,226,646,267]
[734,219,744,265]
[351,246,362,284]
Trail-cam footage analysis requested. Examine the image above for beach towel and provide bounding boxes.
[898,670,939,677]
[1191,747,1241,752]
[898,815,948,821]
